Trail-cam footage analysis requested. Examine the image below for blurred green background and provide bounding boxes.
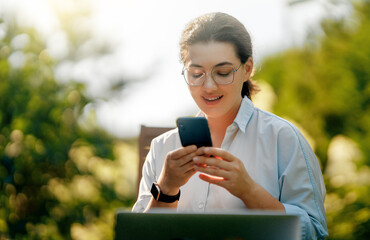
[1,0,369,239]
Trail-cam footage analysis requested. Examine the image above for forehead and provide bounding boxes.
[185,41,238,67]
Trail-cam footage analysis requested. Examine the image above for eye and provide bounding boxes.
[192,73,203,78]
[188,69,204,79]
[214,68,232,77]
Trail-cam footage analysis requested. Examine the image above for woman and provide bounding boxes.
[133,12,328,239]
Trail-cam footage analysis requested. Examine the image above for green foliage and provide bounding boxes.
[256,2,370,169]
[0,18,137,239]
[255,2,370,239]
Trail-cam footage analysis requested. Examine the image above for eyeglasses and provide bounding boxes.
[181,63,242,86]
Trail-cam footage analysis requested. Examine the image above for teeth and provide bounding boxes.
[204,96,222,101]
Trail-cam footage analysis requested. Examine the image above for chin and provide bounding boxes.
[199,107,226,119]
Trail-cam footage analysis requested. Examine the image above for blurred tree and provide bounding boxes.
[0,7,137,240]
[255,1,370,239]
[256,1,370,169]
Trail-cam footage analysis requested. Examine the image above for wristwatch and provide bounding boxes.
[151,183,180,203]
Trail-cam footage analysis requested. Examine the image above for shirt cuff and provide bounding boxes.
[283,203,311,240]
[132,195,151,212]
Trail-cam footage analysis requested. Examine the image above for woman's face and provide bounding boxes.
[184,41,253,120]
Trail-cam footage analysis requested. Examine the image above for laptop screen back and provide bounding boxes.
[115,210,300,240]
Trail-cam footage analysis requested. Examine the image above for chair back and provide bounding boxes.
[137,125,173,195]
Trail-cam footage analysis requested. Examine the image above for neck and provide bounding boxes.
[205,99,242,147]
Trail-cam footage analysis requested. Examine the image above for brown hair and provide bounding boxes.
[180,12,259,99]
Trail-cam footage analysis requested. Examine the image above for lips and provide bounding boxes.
[204,96,222,101]
[202,95,223,105]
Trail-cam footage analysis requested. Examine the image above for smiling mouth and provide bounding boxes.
[203,95,223,101]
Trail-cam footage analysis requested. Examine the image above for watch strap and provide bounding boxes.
[151,183,180,203]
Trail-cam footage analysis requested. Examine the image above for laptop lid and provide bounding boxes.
[115,209,300,240]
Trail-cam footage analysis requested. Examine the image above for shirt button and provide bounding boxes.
[198,202,204,209]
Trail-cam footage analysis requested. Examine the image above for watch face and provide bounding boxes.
[151,183,159,200]
[154,183,160,192]
[150,182,180,203]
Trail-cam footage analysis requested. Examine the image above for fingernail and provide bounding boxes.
[193,157,199,161]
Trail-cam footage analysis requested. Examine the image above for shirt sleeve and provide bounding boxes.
[277,125,328,240]
[132,140,157,212]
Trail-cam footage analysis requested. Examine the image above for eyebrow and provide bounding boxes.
[189,61,234,68]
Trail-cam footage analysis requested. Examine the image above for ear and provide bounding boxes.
[243,57,254,83]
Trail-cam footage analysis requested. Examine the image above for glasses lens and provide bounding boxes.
[212,66,234,85]
[185,68,204,85]
[183,65,236,86]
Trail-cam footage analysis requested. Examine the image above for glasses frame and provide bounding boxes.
[181,63,242,86]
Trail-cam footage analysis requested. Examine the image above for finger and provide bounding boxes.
[199,173,225,185]
[195,147,207,156]
[194,147,215,157]
[169,145,197,160]
[180,157,196,172]
[194,164,230,179]
[193,156,231,171]
[202,147,236,162]
[178,151,198,167]
[184,167,196,176]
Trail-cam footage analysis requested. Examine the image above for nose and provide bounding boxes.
[202,73,218,91]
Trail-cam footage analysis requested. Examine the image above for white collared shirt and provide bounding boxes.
[133,97,328,240]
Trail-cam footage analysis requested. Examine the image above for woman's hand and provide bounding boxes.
[157,145,198,195]
[193,147,255,200]
[193,147,284,211]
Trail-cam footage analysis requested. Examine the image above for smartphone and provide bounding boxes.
[176,117,213,148]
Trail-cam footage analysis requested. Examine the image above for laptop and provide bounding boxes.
[115,209,301,240]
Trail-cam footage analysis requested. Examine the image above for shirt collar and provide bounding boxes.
[234,96,255,133]
[195,96,255,133]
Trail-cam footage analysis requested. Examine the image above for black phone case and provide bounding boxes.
[176,117,213,148]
